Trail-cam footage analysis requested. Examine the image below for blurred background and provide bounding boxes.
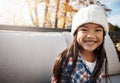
[0,0,119,28]
[0,0,120,60]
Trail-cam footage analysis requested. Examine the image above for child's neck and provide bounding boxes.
[80,50,96,62]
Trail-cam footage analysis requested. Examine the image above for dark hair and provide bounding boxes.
[52,29,109,83]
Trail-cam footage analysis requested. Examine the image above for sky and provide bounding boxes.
[100,0,120,27]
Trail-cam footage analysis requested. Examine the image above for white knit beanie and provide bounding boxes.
[71,5,109,36]
[71,5,120,74]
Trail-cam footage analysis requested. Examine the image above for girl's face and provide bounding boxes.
[77,23,104,52]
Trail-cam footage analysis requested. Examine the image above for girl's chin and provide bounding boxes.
[83,47,97,52]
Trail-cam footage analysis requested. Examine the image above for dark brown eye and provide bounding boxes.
[78,27,88,32]
[96,29,102,32]
[81,28,87,31]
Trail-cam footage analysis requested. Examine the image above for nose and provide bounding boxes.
[86,32,96,39]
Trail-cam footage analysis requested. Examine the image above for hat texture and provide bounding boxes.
[71,5,109,36]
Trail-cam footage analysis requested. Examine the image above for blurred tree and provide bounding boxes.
[28,0,39,27]
[43,0,51,28]
[109,23,120,32]
[109,23,120,60]
[1,0,110,28]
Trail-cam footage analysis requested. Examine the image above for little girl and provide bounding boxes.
[52,5,110,83]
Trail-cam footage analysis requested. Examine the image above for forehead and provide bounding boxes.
[80,23,103,28]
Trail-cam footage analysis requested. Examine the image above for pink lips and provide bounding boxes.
[85,40,97,46]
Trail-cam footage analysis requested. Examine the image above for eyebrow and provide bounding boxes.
[81,25,103,29]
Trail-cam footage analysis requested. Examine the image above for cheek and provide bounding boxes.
[98,35,104,44]
[77,33,80,43]
[76,33,83,44]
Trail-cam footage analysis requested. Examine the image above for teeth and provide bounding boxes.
[86,41,95,45]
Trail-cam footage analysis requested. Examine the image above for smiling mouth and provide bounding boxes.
[85,40,97,45]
